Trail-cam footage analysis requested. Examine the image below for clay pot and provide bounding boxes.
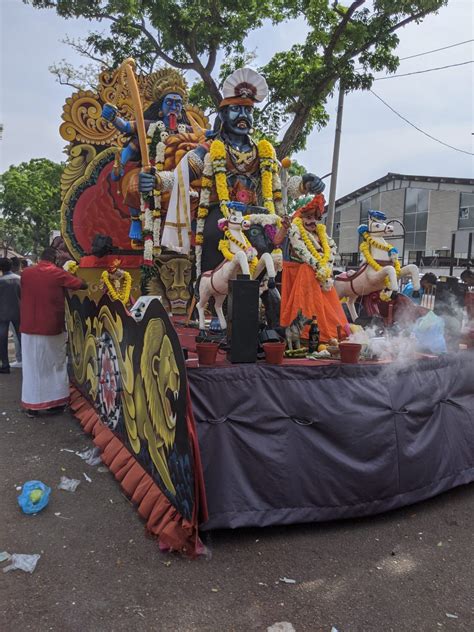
[339,342,362,364]
[196,342,219,366]
[262,342,287,365]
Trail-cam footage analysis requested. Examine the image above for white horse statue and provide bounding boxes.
[334,210,420,322]
[196,208,277,331]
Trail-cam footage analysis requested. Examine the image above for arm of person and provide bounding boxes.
[58,269,88,291]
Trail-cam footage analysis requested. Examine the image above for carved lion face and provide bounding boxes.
[158,257,192,314]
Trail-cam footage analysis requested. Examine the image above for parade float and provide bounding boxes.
[59,60,474,554]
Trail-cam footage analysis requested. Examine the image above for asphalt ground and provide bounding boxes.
[1,368,473,632]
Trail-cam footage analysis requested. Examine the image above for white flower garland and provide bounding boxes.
[195,152,213,277]
[287,175,303,200]
[243,213,282,228]
[272,171,284,216]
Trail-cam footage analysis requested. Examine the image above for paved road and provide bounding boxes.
[1,370,473,632]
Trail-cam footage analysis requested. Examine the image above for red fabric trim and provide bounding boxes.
[22,396,70,411]
[69,385,204,558]
[80,255,144,269]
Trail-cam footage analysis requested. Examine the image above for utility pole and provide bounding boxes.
[326,81,345,238]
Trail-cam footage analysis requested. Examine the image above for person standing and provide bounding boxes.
[20,247,87,415]
[0,258,21,374]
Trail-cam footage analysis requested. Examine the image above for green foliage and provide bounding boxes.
[26,0,446,157]
[0,159,64,255]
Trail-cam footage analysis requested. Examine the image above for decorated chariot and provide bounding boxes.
[59,61,474,556]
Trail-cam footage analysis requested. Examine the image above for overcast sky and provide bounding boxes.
[0,0,472,198]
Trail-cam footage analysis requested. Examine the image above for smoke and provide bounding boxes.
[348,325,418,369]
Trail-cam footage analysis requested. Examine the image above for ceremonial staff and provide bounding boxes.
[119,58,156,264]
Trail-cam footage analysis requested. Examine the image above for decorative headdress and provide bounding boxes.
[145,68,188,103]
[367,210,387,221]
[293,195,326,220]
[220,67,268,108]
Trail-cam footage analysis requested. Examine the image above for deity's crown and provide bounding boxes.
[220,67,268,108]
[147,68,188,103]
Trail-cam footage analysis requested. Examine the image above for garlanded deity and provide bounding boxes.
[139,67,326,275]
[101,68,197,249]
[280,196,349,342]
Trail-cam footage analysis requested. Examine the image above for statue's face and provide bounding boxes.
[162,93,183,118]
[300,210,318,233]
[220,104,254,136]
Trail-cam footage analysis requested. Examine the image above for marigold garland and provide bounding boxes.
[209,139,230,218]
[101,269,132,305]
[289,218,335,289]
[257,139,277,213]
[359,231,401,300]
[218,239,258,276]
[209,138,280,218]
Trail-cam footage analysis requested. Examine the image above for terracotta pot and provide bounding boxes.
[262,342,286,365]
[339,342,362,364]
[196,342,219,366]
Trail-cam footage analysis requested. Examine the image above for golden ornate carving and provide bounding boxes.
[61,144,98,197]
[60,66,208,153]
[98,67,147,120]
[60,90,124,146]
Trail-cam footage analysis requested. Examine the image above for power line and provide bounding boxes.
[397,39,473,61]
[355,39,473,72]
[374,59,473,80]
[370,89,474,156]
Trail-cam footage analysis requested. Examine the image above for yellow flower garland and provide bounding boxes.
[257,139,277,213]
[293,218,331,263]
[292,218,333,285]
[101,270,132,305]
[359,232,401,300]
[210,140,230,218]
[218,237,258,276]
[209,138,278,218]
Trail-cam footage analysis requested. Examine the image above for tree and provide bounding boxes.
[0,218,23,257]
[26,0,446,157]
[0,159,63,256]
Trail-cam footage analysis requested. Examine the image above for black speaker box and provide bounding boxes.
[227,275,260,363]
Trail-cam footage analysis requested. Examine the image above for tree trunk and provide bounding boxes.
[191,60,222,108]
[276,103,311,160]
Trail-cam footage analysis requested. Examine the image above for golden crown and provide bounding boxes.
[145,68,188,104]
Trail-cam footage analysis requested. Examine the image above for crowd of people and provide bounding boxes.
[0,247,87,417]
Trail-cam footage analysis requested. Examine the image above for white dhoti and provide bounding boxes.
[21,333,69,410]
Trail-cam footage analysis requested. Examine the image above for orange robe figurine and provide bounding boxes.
[280,196,348,342]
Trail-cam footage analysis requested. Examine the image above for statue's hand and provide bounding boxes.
[139,171,156,194]
[281,215,291,230]
[302,173,325,195]
[102,103,118,122]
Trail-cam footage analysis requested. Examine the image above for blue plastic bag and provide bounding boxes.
[17,480,51,515]
[412,311,447,354]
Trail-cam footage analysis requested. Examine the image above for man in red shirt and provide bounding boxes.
[20,247,87,416]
